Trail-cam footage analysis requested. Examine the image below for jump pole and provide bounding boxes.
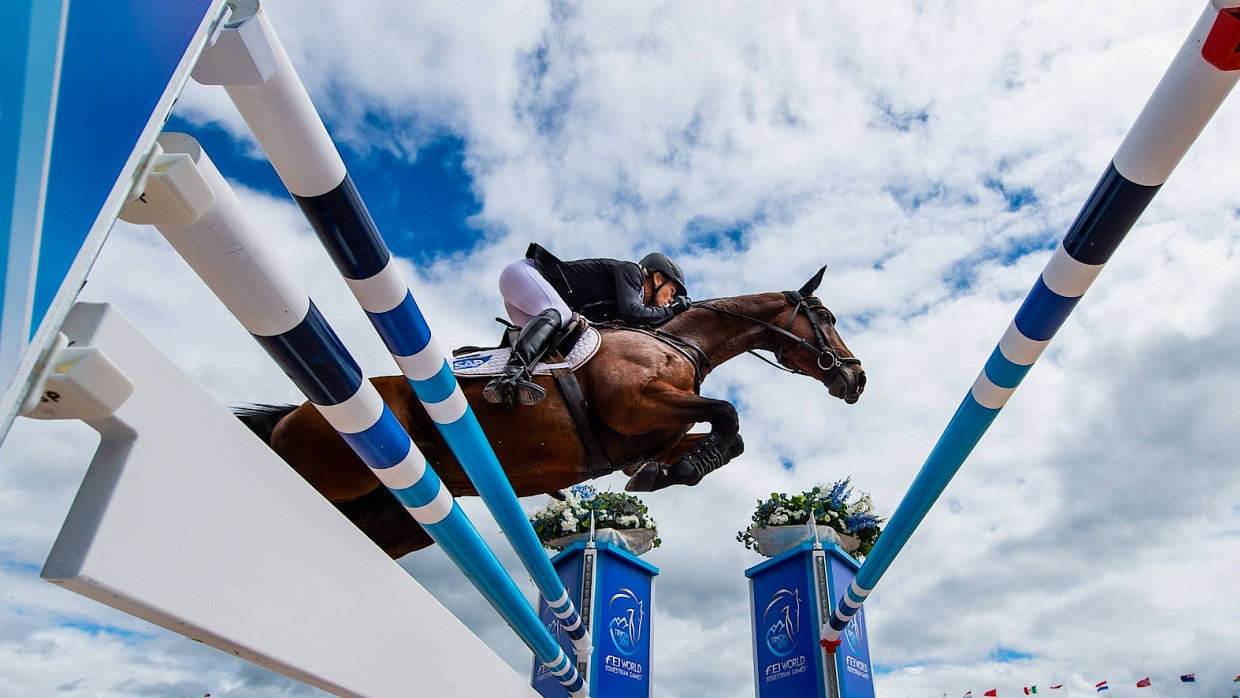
[120,132,588,697]
[821,0,1240,652]
[190,0,592,660]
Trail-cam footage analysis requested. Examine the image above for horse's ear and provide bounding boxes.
[798,266,827,296]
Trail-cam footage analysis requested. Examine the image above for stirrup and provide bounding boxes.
[482,371,546,407]
[512,379,547,406]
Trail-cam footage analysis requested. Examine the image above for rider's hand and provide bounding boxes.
[669,295,692,314]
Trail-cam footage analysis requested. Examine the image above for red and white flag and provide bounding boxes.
[1136,678,1152,688]
[965,692,972,697]
[1050,687,1064,691]
[985,690,998,697]
[1096,680,1109,692]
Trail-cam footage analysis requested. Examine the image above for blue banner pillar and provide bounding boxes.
[747,542,875,698]
[532,542,658,697]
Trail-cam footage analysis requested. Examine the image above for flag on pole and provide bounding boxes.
[986,690,998,697]
[1096,681,1109,692]
[1025,688,1038,695]
[1050,687,1064,690]
[1136,678,1151,688]
[1180,674,1195,683]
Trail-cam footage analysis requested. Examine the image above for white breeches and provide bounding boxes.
[498,259,571,328]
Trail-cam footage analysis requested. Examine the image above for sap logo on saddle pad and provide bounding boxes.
[451,355,492,371]
[607,588,646,656]
[763,589,801,657]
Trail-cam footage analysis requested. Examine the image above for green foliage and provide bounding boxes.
[736,478,884,559]
[528,484,660,551]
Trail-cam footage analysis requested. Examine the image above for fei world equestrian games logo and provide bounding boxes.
[603,589,646,682]
[763,588,801,657]
[761,588,809,684]
[607,588,645,655]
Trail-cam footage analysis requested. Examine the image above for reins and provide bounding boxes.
[690,293,860,379]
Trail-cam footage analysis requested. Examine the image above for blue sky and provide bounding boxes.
[167,114,487,262]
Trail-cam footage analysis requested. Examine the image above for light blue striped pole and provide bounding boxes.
[145,133,587,697]
[191,3,592,661]
[821,2,1240,652]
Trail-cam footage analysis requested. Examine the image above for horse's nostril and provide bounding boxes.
[856,371,866,388]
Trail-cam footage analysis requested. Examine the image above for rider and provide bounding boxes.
[483,242,692,407]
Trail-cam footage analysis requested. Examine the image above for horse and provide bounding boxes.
[238,266,865,558]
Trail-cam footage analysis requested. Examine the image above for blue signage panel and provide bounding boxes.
[1,0,69,418]
[0,0,223,439]
[749,550,823,698]
[592,545,655,697]
[532,549,584,697]
[827,554,875,698]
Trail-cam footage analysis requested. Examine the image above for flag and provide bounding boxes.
[1025,688,1038,695]
[965,692,973,697]
[1233,673,1239,682]
[1180,674,1195,683]
[1050,687,1064,690]
[986,690,998,697]
[1136,678,1151,688]
[1096,681,1109,692]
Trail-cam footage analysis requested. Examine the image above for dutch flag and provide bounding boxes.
[1096,681,1109,692]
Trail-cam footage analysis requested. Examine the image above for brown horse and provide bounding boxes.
[239,267,865,558]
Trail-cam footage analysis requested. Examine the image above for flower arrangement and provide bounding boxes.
[736,478,883,560]
[529,484,661,553]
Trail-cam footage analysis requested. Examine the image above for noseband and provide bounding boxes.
[695,292,860,381]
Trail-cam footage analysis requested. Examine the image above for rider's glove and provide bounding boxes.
[669,295,692,314]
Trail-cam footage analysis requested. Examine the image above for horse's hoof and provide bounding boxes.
[624,463,663,492]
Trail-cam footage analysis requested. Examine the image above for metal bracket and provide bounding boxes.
[20,332,134,421]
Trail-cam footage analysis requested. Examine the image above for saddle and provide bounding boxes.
[449,325,602,378]
[452,320,614,477]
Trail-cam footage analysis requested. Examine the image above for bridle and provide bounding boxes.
[693,291,861,380]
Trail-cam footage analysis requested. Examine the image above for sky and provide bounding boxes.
[3,0,1240,696]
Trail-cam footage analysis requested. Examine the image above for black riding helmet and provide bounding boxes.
[639,252,688,296]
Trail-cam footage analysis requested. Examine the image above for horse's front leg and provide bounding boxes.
[601,381,745,491]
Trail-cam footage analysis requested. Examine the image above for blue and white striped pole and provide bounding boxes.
[132,133,587,697]
[192,2,592,659]
[821,1,1240,652]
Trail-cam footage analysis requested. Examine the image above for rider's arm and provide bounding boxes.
[613,264,676,325]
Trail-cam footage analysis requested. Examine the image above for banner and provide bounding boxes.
[751,550,821,697]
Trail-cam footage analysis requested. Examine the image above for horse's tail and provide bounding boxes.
[233,403,298,445]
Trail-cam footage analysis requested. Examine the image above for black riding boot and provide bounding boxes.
[483,308,562,408]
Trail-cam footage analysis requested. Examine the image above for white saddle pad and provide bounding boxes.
[449,327,603,377]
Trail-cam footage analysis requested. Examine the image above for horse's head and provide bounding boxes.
[773,266,866,404]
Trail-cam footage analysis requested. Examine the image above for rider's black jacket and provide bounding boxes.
[526,243,676,326]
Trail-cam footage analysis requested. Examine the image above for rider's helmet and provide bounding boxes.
[639,252,688,296]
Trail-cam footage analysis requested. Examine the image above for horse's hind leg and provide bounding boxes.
[271,404,435,558]
[333,487,434,559]
[270,403,384,502]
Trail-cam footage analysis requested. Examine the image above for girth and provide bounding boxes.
[544,324,706,479]
[545,349,615,479]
